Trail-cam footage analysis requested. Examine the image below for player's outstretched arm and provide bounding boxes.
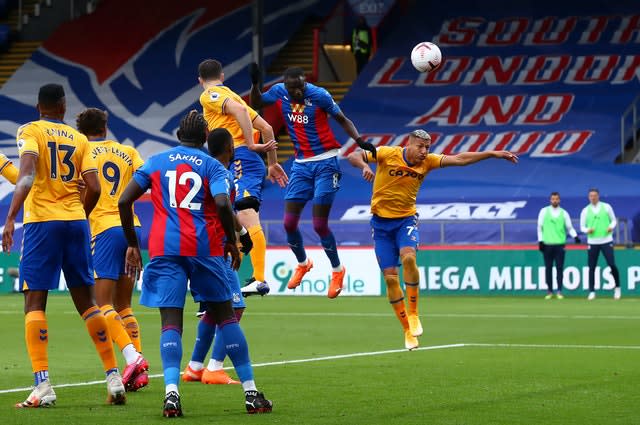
[2,154,36,253]
[227,99,276,154]
[334,112,377,159]
[347,151,375,183]
[118,180,146,278]
[441,150,518,167]
[215,193,241,270]
[249,62,263,109]
[81,170,101,217]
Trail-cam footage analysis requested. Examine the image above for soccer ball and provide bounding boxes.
[410,42,442,73]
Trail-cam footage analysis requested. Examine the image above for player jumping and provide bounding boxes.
[3,84,126,407]
[250,65,376,298]
[118,111,272,417]
[76,108,149,391]
[199,59,288,297]
[348,129,518,349]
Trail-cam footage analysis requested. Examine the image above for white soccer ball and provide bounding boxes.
[410,42,442,73]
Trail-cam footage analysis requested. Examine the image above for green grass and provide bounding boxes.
[0,295,639,424]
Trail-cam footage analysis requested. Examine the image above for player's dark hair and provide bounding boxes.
[177,110,207,145]
[207,128,233,158]
[76,108,108,136]
[38,83,65,107]
[284,67,305,80]
[588,187,599,194]
[198,59,222,80]
[550,191,560,197]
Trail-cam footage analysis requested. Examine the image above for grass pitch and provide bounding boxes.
[0,294,638,424]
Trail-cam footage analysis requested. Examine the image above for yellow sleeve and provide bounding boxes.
[78,137,98,175]
[130,146,144,171]
[426,153,444,170]
[364,146,393,164]
[0,154,18,185]
[17,123,40,157]
[200,88,229,115]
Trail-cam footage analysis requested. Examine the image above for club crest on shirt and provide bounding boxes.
[304,98,312,106]
[209,92,220,101]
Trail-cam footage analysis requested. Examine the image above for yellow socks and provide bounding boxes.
[385,274,409,331]
[82,306,117,371]
[401,253,420,315]
[25,310,48,373]
[100,305,132,352]
[248,224,266,282]
[119,308,142,353]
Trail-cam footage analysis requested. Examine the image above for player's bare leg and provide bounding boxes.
[383,268,418,350]
[312,202,345,298]
[400,248,423,337]
[284,201,314,289]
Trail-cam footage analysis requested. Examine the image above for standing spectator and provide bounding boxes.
[579,188,621,300]
[352,16,372,75]
[537,192,580,299]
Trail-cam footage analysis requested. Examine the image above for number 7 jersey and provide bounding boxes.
[88,139,144,237]
[133,145,231,258]
[17,119,97,223]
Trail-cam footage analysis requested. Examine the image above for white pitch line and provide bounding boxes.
[0,343,465,395]
[466,343,640,350]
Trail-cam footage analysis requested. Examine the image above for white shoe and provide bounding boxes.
[613,287,621,300]
[587,291,596,301]
[106,371,126,405]
[241,279,270,297]
[15,380,56,408]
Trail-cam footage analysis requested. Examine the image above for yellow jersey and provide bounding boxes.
[17,119,97,223]
[200,84,259,148]
[0,152,18,184]
[88,139,144,237]
[366,146,443,219]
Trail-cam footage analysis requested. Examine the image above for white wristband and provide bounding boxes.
[239,227,248,236]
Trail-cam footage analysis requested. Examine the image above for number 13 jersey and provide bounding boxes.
[88,139,144,237]
[17,119,97,224]
[133,145,231,258]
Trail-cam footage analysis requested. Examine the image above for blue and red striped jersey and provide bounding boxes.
[261,83,342,159]
[133,145,231,258]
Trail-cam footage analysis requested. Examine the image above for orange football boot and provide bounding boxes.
[287,259,314,289]
[201,369,240,385]
[328,266,346,299]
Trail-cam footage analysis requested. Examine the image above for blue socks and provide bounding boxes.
[320,232,340,268]
[160,326,182,388]
[211,326,226,362]
[218,319,253,382]
[190,316,215,363]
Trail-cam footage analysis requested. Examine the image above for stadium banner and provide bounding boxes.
[1,248,638,296]
[412,248,640,295]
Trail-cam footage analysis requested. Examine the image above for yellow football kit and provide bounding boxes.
[365,146,443,219]
[200,84,259,147]
[0,152,18,184]
[17,119,97,223]
[87,139,143,237]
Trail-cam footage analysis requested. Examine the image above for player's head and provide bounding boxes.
[37,83,66,118]
[177,110,207,147]
[207,128,234,166]
[198,59,224,84]
[76,108,108,139]
[550,191,560,207]
[588,187,599,204]
[406,129,431,163]
[283,67,306,102]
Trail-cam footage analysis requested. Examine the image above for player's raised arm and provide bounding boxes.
[441,150,518,167]
[249,62,264,109]
[225,99,276,154]
[252,115,288,187]
[347,150,375,182]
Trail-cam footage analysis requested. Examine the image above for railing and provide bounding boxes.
[620,94,640,162]
[17,0,96,31]
[259,218,632,247]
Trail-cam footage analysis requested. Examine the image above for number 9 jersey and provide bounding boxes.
[17,119,97,223]
[133,145,231,259]
[88,139,144,238]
